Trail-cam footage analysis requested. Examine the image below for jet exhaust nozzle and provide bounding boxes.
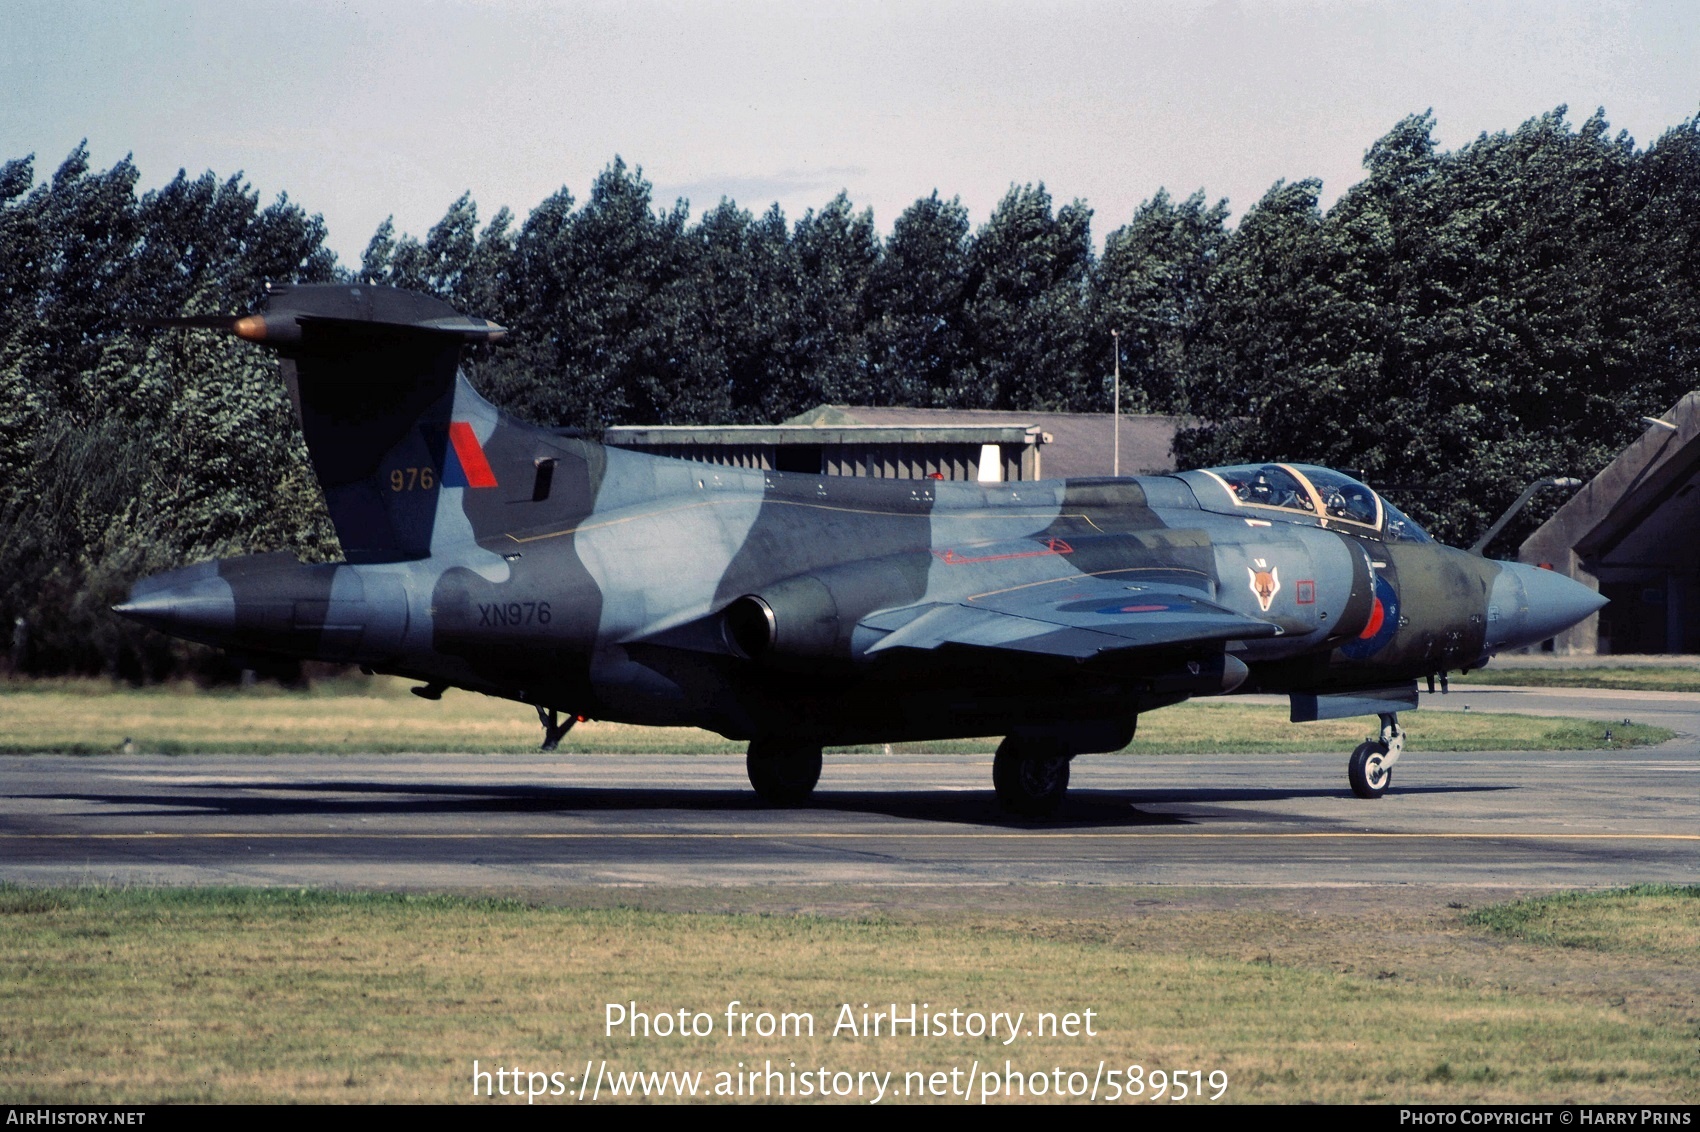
[721,575,842,662]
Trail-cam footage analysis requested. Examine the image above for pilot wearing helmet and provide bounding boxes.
[1324,483,1377,525]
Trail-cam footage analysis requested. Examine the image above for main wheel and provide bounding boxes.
[746,740,823,805]
[993,737,1071,818]
[1348,740,1391,799]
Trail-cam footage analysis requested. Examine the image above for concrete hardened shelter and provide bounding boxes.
[604,405,1188,483]
[1520,392,1700,655]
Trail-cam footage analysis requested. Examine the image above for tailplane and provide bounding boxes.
[157,283,508,562]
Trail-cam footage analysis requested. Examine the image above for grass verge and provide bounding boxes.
[0,679,1672,755]
[1465,885,1700,959]
[0,886,1694,1104]
[1455,667,1700,693]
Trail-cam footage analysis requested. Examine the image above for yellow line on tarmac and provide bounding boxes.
[0,832,1695,842]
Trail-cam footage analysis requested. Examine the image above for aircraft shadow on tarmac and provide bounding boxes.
[27,780,1507,830]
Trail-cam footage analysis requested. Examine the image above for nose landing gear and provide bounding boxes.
[1348,712,1405,798]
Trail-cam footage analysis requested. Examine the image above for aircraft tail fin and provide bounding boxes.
[162,284,512,563]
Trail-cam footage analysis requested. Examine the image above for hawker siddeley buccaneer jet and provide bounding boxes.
[120,285,1606,815]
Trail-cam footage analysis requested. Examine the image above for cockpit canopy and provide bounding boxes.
[1180,463,1432,543]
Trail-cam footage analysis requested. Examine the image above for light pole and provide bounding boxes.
[1111,329,1120,477]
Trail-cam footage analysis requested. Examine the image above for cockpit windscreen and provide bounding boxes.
[1380,498,1433,543]
[1191,463,1432,543]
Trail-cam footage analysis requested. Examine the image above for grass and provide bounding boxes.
[0,678,1672,755]
[1455,666,1700,693]
[0,886,1694,1104]
[1127,703,1667,753]
[1465,885,1700,959]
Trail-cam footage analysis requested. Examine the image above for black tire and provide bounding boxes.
[1348,740,1391,799]
[746,740,823,805]
[993,737,1071,818]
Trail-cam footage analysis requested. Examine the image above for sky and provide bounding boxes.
[3,0,1697,267]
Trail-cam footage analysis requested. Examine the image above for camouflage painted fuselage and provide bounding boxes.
[121,285,1603,755]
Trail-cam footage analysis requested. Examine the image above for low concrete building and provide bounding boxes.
[1519,392,1700,654]
[603,405,1186,483]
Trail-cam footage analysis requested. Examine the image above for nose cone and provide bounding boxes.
[1488,562,1606,652]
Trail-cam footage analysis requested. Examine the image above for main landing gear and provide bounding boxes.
[993,735,1072,818]
[746,738,823,806]
[536,706,577,751]
[1348,712,1405,799]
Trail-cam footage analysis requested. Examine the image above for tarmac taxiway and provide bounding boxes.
[2,685,1694,891]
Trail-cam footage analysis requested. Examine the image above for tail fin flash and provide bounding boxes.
[223,284,505,563]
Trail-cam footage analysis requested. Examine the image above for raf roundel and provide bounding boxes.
[1340,573,1401,659]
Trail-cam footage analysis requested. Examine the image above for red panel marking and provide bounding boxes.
[448,421,498,488]
[1296,579,1316,604]
[934,538,1073,565]
[1360,596,1385,639]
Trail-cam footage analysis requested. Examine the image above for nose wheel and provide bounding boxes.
[1348,712,1404,798]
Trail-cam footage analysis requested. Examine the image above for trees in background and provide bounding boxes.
[0,145,338,678]
[1176,109,1700,548]
[1092,189,1230,416]
[5,106,1699,674]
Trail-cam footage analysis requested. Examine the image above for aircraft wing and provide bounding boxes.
[861,575,1279,660]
